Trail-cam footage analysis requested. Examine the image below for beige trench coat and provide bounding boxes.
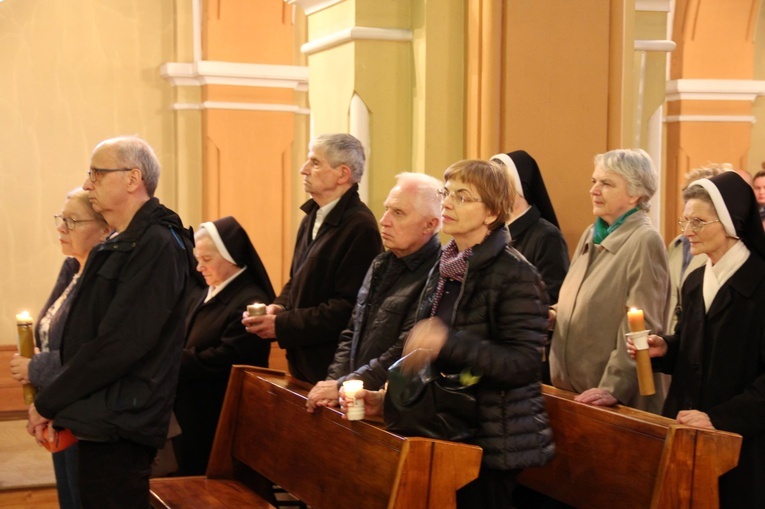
[550,211,670,413]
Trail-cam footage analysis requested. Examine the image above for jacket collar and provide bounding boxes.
[396,234,442,272]
[596,210,651,254]
[300,183,362,228]
[467,225,511,272]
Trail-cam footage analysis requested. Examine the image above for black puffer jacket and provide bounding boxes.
[416,226,555,470]
[35,198,196,449]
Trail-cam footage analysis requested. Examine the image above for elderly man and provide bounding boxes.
[28,136,197,509]
[306,172,442,411]
[244,133,382,384]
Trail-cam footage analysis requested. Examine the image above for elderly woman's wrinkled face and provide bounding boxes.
[194,236,239,288]
[589,165,639,225]
[681,198,733,264]
[56,197,109,262]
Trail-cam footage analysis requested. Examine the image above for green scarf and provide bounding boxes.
[593,208,638,245]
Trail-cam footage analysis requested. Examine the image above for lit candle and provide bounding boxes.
[625,308,655,396]
[247,302,266,317]
[15,311,37,405]
[342,380,365,421]
[627,307,646,332]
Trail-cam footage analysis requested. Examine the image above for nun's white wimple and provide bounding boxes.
[199,222,237,264]
[491,153,525,198]
[687,178,738,239]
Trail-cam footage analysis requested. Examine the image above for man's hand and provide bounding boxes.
[306,380,340,412]
[242,304,283,339]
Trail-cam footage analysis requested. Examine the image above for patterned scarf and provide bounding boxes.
[430,239,473,317]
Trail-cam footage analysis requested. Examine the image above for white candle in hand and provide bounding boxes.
[343,380,365,421]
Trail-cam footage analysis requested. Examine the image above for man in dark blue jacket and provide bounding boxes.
[28,136,197,509]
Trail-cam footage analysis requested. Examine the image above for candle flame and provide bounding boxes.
[16,311,33,324]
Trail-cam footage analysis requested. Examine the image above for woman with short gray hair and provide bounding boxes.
[549,148,670,413]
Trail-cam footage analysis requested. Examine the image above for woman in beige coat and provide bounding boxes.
[549,148,669,413]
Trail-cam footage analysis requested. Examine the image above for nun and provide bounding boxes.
[174,216,276,475]
[629,171,765,508]
[490,150,569,303]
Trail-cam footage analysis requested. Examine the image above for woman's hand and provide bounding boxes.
[339,387,385,419]
[677,410,715,430]
[9,354,31,384]
[574,388,618,407]
[400,318,448,374]
[626,334,667,359]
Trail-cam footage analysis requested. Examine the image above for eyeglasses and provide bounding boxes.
[678,217,721,233]
[436,188,483,207]
[54,215,98,231]
[87,167,133,182]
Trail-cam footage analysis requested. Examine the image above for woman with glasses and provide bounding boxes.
[666,165,724,334]
[9,188,110,509]
[549,149,669,413]
[628,172,765,508]
[345,160,554,509]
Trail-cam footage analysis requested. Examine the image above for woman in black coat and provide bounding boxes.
[345,160,554,509]
[629,172,765,508]
[174,216,275,475]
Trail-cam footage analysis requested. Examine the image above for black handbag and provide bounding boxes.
[383,351,478,442]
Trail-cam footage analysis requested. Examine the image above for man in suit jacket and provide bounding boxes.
[243,134,382,384]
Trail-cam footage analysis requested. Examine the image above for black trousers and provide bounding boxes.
[457,467,520,509]
[78,439,156,509]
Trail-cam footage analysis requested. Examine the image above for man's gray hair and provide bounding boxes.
[594,148,656,211]
[394,172,443,230]
[99,136,161,197]
[311,133,365,183]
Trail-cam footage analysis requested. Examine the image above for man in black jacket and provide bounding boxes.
[28,136,197,509]
[243,133,382,384]
[305,172,442,410]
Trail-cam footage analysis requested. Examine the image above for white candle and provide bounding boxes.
[342,380,365,421]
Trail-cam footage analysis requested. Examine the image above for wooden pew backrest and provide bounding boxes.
[518,385,741,509]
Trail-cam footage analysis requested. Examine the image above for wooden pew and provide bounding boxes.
[518,385,742,509]
[150,366,483,509]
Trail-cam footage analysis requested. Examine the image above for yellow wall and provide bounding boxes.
[0,0,177,344]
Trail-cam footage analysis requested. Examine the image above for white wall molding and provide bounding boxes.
[666,79,765,102]
[161,61,309,90]
[171,101,310,115]
[634,40,676,52]
[301,26,413,55]
[664,114,756,123]
[285,0,345,16]
[635,0,672,12]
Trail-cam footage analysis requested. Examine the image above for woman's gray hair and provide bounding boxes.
[594,148,656,211]
[394,172,443,230]
[311,133,366,183]
[103,136,161,197]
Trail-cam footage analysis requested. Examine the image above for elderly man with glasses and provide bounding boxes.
[28,136,198,509]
